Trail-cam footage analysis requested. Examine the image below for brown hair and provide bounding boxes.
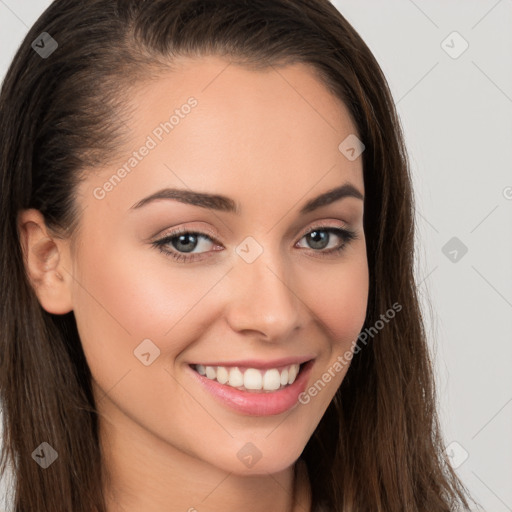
[0,0,477,510]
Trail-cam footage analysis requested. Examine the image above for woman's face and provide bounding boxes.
[51,56,368,476]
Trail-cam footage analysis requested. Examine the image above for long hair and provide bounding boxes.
[0,1,477,510]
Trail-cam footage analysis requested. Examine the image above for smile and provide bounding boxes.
[188,359,315,416]
[191,362,302,393]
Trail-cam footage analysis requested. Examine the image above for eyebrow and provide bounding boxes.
[129,182,364,215]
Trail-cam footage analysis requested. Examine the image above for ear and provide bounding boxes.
[17,208,74,315]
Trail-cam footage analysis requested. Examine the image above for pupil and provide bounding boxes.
[173,234,197,253]
[308,230,327,249]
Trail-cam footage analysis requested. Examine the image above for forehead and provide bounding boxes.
[83,55,364,215]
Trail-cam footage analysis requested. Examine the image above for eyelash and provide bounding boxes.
[152,224,359,263]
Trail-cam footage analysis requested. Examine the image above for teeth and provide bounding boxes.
[216,366,229,385]
[194,363,302,392]
[205,366,216,380]
[228,367,244,388]
[244,368,262,390]
[287,364,299,384]
[263,369,281,391]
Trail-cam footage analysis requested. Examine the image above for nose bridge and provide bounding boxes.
[225,239,302,339]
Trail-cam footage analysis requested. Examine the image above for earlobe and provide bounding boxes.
[17,209,74,315]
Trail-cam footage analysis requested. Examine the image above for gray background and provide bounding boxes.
[0,1,511,511]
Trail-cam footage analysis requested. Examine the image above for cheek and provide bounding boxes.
[311,250,369,351]
[70,239,220,439]
[73,232,223,339]
[70,236,211,382]
[295,253,368,414]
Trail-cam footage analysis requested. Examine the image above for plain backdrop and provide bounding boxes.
[0,1,511,511]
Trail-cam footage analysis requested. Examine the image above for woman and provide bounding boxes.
[0,0,477,511]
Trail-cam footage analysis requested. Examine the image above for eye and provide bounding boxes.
[152,227,220,263]
[152,224,359,263]
[296,225,358,255]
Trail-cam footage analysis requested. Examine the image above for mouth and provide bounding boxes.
[188,359,316,416]
[189,360,313,393]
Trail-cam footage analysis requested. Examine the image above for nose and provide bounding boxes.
[224,247,303,342]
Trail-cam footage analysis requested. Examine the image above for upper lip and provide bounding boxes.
[189,355,315,370]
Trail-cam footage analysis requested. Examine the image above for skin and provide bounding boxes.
[18,55,369,512]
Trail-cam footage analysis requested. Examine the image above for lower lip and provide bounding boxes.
[187,360,315,416]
